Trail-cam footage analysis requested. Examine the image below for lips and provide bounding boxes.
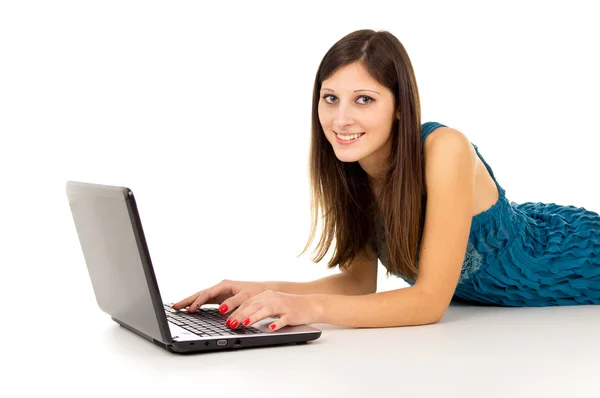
[334,132,365,145]
[335,131,365,136]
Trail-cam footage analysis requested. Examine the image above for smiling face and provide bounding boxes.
[318,61,398,182]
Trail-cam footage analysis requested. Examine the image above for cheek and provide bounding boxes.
[365,112,393,134]
[318,110,332,130]
[361,115,380,133]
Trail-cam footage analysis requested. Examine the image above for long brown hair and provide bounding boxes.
[297,29,424,283]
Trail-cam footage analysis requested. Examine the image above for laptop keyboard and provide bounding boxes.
[164,304,263,337]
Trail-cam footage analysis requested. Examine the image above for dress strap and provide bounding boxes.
[472,143,506,197]
[421,121,448,146]
[421,121,505,197]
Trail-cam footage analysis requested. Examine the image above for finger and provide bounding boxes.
[225,298,258,328]
[267,315,288,332]
[171,292,202,310]
[236,306,274,329]
[218,291,251,315]
[188,284,228,313]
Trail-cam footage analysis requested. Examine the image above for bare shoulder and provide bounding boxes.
[423,126,473,154]
[422,126,477,181]
[412,126,478,314]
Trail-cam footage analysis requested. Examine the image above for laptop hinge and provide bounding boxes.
[112,317,171,346]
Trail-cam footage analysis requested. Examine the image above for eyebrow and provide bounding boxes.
[320,88,380,95]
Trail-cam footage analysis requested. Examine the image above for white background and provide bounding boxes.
[1,0,599,396]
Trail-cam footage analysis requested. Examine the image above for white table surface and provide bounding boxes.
[9,299,600,398]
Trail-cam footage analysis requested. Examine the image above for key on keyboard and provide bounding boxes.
[164,304,263,336]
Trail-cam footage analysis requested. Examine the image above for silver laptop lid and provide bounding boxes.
[66,181,171,344]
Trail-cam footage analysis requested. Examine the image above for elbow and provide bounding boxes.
[364,283,378,295]
[412,286,449,325]
[418,294,448,325]
[428,311,444,325]
[419,308,444,326]
[427,302,449,324]
[357,280,377,295]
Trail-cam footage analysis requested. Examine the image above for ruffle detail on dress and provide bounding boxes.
[372,121,600,307]
[459,242,483,282]
[456,200,600,306]
[468,194,516,268]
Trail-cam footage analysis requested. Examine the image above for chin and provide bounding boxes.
[333,151,363,163]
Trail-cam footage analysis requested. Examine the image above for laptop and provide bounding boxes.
[65,180,322,354]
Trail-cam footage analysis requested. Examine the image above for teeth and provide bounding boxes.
[337,133,362,141]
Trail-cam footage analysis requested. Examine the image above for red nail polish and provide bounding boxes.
[219,304,228,313]
[242,318,250,326]
[269,324,276,330]
[230,320,239,328]
[226,319,231,326]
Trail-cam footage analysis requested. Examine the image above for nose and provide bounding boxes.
[333,102,355,128]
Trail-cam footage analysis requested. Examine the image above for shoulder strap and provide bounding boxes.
[421,121,448,146]
[420,121,505,197]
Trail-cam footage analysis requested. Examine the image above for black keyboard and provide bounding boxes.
[164,304,262,336]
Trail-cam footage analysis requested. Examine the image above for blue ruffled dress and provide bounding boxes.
[372,121,600,306]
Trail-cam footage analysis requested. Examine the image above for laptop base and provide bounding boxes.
[113,317,319,354]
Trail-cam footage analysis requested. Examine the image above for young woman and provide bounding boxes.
[172,29,600,330]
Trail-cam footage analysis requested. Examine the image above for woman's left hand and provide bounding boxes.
[223,290,323,331]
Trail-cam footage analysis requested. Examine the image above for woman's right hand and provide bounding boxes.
[171,279,271,314]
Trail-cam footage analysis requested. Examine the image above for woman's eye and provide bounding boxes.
[322,95,373,105]
[322,94,336,103]
[357,96,373,105]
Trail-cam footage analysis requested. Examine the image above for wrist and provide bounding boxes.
[309,293,327,324]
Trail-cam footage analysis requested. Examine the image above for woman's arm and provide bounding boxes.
[267,242,378,296]
[265,272,371,296]
[312,286,443,327]
[225,128,475,329]
[312,128,477,328]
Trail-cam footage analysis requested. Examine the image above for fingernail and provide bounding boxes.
[226,319,231,326]
[219,304,228,313]
[242,318,250,326]
[230,320,239,328]
[269,324,276,330]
